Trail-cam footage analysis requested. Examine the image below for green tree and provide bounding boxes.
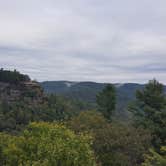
[96,84,116,120]
[142,146,166,166]
[67,111,151,166]
[129,79,166,148]
[0,69,30,84]
[67,110,108,133]
[0,122,96,166]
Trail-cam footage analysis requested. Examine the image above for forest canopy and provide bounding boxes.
[0,69,30,84]
[0,70,165,166]
[0,122,96,166]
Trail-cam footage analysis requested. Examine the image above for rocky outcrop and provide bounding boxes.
[0,81,45,105]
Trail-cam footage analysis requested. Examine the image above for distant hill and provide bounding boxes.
[41,81,144,101]
[40,81,141,118]
[40,81,166,119]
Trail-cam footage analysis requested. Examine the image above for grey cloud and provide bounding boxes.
[0,0,166,83]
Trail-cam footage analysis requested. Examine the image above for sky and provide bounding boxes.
[0,0,166,83]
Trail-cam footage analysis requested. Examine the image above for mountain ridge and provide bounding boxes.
[40,81,166,119]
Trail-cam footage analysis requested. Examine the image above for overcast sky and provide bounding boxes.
[0,0,166,83]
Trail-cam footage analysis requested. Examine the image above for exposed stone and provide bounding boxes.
[0,81,45,105]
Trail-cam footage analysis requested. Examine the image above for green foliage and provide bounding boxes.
[0,70,165,165]
[0,122,96,166]
[0,94,81,133]
[47,94,79,120]
[96,84,116,120]
[142,146,166,166]
[94,123,151,166]
[129,79,166,148]
[67,111,151,166]
[41,81,148,120]
[0,69,30,84]
[67,110,108,133]
[0,133,13,165]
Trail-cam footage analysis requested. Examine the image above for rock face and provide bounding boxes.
[0,81,45,105]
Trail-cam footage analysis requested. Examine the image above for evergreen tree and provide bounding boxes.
[130,79,166,148]
[96,84,116,120]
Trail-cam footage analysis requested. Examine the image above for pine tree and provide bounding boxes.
[96,84,116,120]
[130,79,166,148]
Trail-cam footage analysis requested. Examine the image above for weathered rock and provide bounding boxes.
[0,81,45,105]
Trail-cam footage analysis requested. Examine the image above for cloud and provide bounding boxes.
[0,0,166,83]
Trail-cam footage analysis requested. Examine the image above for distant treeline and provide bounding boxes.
[0,69,30,83]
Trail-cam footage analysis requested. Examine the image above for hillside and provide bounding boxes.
[0,71,165,165]
[0,69,45,105]
[0,70,85,132]
[41,81,166,119]
[0,70,47,132]
[40,81,142,118]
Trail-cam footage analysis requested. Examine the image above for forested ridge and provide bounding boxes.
[41,81,166,120]
[0,70,165,166]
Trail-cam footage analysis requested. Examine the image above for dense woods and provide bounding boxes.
[0,70,165,165]
[0,69,30,83]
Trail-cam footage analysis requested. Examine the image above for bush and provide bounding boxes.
[67,111,152,166]
[0,122,96,166]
